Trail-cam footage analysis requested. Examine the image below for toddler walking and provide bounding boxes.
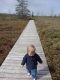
[21,45,43,80]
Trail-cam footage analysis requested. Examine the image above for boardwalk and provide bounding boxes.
[0,20,52,80]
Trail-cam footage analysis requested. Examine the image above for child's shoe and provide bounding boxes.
[33,78,36,80]
[27,73,30,76]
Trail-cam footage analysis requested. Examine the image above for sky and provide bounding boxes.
[0,0,60,16]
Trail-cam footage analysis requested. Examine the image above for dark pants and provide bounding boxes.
[26,67,37,79]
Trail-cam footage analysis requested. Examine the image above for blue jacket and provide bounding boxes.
[21,53,43,69]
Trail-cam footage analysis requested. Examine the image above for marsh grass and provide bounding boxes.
[35,16,60,80]
[0,19,29,66]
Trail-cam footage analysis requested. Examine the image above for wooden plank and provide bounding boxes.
[6,53,44,58]
[8,52,45,55]
[2,62,48,67]
[4,60,47,64]
[0,78,52,80]
[0,68,50,75]
[0,72,51,78]
[5,56,46,60]
[1,65,49,71]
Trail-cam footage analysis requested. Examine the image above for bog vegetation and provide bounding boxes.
[35,16,60,80]
[0,15,29,66]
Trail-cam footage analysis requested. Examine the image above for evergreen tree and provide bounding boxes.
[32,11,34,17]
[16,0,30,18]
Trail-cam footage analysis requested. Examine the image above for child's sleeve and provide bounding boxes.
[37,54,43,63]
[21,54,27,65]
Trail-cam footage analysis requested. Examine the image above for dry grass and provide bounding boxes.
[0,18,29,66]
[35,16,60,80]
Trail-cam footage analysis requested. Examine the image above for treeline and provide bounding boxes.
[0,13,17,20]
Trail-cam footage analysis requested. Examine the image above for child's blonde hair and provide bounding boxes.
[27,45,36,53]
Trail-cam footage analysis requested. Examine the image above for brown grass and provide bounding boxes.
[35,16,60,80]
[0,19,29,66]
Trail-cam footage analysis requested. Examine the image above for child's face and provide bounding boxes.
[28,50,35,56]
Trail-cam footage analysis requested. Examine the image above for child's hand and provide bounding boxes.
[21,65,24,68]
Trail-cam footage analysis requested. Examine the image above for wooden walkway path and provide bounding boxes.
[0,20,52,80]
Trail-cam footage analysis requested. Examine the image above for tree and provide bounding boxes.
[50,8,54,17]
[37,12,40,16]
[59,13,60,17]
[32,11,34,17]
[16,0,30,18]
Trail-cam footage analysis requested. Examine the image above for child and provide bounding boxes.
[21,45,43,80]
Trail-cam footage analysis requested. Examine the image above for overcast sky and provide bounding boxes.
[0,0,60,16]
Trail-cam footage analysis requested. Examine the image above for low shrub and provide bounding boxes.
[0,19,28,66]
[35,16,60,80]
